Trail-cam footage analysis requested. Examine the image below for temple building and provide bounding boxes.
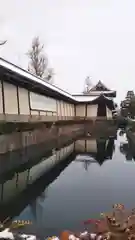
[73,80,116,119]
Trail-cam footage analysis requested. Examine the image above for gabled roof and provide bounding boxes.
[73,94,113,102]
[89,80,110,92]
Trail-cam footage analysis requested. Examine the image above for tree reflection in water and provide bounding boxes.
[30,189,48,231]
[119,139,134,161]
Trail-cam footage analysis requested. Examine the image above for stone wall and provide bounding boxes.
[0,123,84,176]
[84,120,117,138]
[0,123,84,154]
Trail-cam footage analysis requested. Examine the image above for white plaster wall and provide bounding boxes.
[59,101,61,116]
[30,92,56,112]
[18,88,30,114]
[106,107,112,119]
[58,101,61,117]
[57,101,60,116]
[46,112,53,116]
[31,110,39,115]
[61,102,64,116]
[71,105,74,116]
[87,104,98,117]
[69,104,71,116]
[0,81,3,113]
[4,82,18,114]
[61,101,63,116]
[61,101,64,116]
[76,105,85,117]
[67,103,70,116]
[70,105,72,116]
[65,103,68,117]
[63,102,66,116]
[65,102,67,116]
[68,104,70,116]
[69,104,72,116]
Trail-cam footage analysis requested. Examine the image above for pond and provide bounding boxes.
[1,130,135,238]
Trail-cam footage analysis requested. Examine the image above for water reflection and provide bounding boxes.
[120,142,135,161]
[0,152,75,224]
[119,129,126,136]
[0,143,74,208]
[75,138,115,168]
[0,133,122,237]
[119,130,135,161]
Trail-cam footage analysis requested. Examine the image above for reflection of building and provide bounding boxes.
[75,138,115,168]
[73,80,116,119]
[0,143,74,206]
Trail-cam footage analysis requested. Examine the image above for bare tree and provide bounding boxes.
[47,67,55,83]
[83,76,92,93]
[27,37,49,79]
[0,40,7,45]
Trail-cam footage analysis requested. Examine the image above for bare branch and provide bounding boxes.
[0,40,7,45]
[83,76,92,93]
[27,36,49,80]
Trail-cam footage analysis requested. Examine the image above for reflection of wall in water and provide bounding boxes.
[29,144,74,184]
[0,143,74,205]
[75,139,115,164]
[75,139,97,153]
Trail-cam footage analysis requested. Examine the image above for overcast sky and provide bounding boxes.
[0,0,135,103]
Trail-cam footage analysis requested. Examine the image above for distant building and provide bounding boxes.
[73,80,116,119]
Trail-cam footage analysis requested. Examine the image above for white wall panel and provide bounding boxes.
[65,102,67,116]
[71,105,74,116]
[61,101,64,116]
[0,81,3,113]
[76,105,85,117]
[4,82,18,114]
[87,104,98,117]
[19,88,29,114]
[30,92,56,112]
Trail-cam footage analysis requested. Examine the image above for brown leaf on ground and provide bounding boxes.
[60,231,71,240]
[94,220,109,234]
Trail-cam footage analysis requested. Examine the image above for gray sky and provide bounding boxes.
[0,0,135,103]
